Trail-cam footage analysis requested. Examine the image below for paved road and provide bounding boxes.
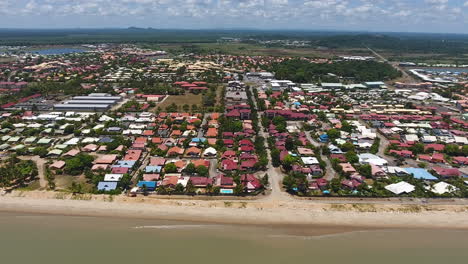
[358,118,396,166]
[197,113,210,138]
[366,47,418,83]
[249,85,293,202]
[304,131,337,181]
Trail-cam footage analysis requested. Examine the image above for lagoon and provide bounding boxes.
[34,48,87,55]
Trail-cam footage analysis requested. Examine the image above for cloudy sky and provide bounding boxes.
[1,0,468,33]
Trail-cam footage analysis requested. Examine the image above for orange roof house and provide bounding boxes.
[206,127,218,138]
[185,147,201,157]
[167,146,184,156]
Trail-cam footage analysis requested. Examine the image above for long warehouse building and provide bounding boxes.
[72,96,122,101]
[53,104,111,111]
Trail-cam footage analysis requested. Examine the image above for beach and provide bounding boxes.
[1,191,468,229]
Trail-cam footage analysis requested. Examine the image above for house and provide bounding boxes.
[432,153,445,163]
[149,157,166,166]
[50,160,65,170]
[206,128,218,138]
[453,156,468,165]
[214,174,236,189]
[104,174,124,182]
[222,150,237,160]
[185,147,201,157]
[301,157,319,165]
[341,179,362,189]
[297,147,314,156]
[145,166,162,174]
[358,153,388,167]
[192,159,210,168]
[124,149,142,161]
[371,164,387,178]
[221,159,237,171]
[404,168,438,180]
[425,144,445,152]
[389,150,414,158]
[240,174,263,192]
[432,167,461,178]
[167,146,184,157]
[340,163,357,174]
[330,154,346,163]
[143,174,160,181]
[161,176,179,187]
[112,167,129,174]
[203,147,217,157]
[385,181,415,195]
[137,181,157,191]
[427,182,457,195]
[189,177,213,188]
[97,182,118,191]
[240,160,257,171]
[95,154,118,164]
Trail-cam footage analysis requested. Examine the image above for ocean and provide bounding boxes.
[0,211,467,264]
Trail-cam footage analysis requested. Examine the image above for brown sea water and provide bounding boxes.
[0,211,467,264]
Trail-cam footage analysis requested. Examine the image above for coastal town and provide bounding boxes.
[0,43,467,201]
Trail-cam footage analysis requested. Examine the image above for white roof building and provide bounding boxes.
[358,153,388,167]
[301,157,319,165]
[405,134,419,142]
[203,147,217,156]
[427,182,457,195]
[104,174,124,182]
[385,181,415,195]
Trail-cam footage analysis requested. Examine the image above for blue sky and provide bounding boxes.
[1,0,468,33]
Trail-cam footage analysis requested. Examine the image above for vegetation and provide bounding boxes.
[270,59,402,83]
[0,156,38,188]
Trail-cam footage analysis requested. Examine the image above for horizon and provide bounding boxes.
[0,27,468,36]
[1,0,468,34]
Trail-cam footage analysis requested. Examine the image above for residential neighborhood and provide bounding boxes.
[0,43,467,200]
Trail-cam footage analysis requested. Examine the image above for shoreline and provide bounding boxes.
[1,191,468,230]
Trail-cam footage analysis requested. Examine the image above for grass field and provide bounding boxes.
[158,43,335,57]
[158,93,203,110]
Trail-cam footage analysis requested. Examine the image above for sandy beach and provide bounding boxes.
[1,191,468,229]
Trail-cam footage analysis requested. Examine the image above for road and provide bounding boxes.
[358,118,396,166]
[366,47,418,83]
[130,152,150,187]
[304,131,337,181]
[19,156,47,189]
[249,85,293,202]
[197,113,210,138]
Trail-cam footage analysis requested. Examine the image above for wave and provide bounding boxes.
[268,230,374,240]
[132,225,216,230]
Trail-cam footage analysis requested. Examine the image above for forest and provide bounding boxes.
[269,59,402,83]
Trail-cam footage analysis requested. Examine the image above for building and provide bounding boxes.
[54,93,122,112]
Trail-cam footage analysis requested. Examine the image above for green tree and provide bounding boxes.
[164,163,178,173]
[327,128,340,139]
[196,165,209,177]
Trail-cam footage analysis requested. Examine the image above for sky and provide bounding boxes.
[1,0,468,33]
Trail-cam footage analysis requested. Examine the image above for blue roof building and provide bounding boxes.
[137,181,157,190]
[319,134,329,143]
[113,160,136,168]
[97,182,118,191]
[404,168,438,180]
[145,166,162,173]
[192,138,206,143]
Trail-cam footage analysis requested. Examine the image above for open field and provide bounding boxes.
[158,93,202,110]
[159,43,373,57]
